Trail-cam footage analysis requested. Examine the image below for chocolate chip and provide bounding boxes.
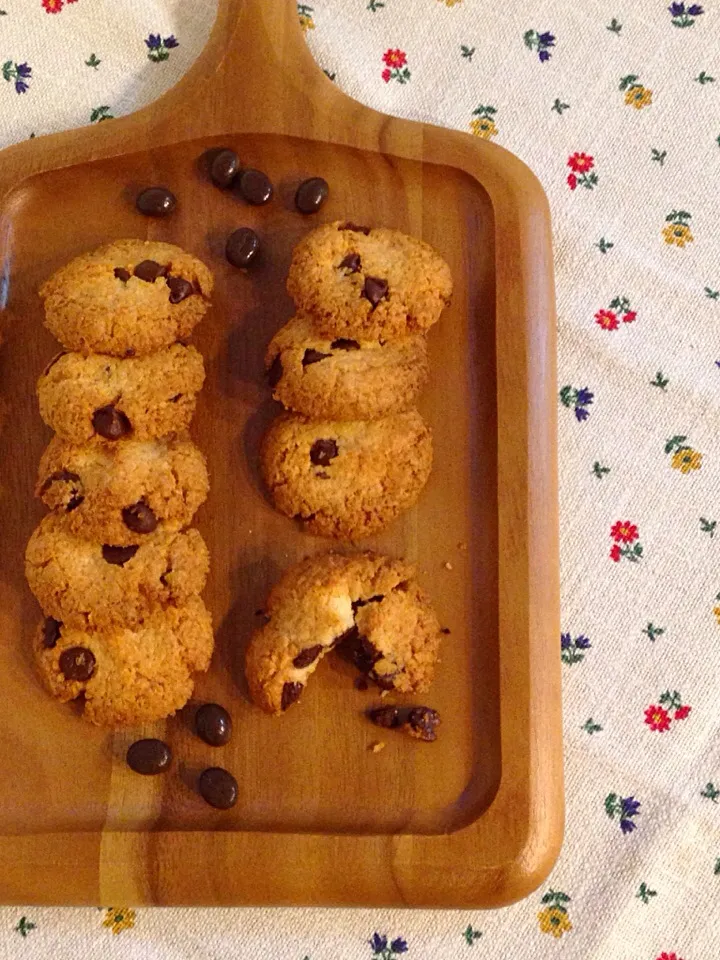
[302,348,331,366]
[331,338,361,351]
[195,703,233,746]
[336,627,380,674]
[67,494,84,512]
[225,227,260,268]
[339,222,371,234]
[267,354,283,387]
[407,706,441,742]
[113,267,131,282]
[371,671,399,691]
[169,393,183,403]
[198,767,238,809]
[102,544,139,567]
[238,168,273,205]
[92,404,131,441]
[310,438,338,466]
[166,276,193,303]
[133,259,167,283]
[295,176,329,214]
[210,149,240,188]
[43,617,62,649]
[122,501,158,534]
[292,644,323,668]
[126,738,172,775]
[363,276,388,307]
[338,252,361,274]
[136,186,177,217]
[124,348,136,358]
[59,646,96,682]
[40,469,81,495]
[352,594,384,612]
[281,681,303,711]
[441,627,451,635]
[368,705,401,729]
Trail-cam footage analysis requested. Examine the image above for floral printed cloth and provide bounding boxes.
[1,1,720,958]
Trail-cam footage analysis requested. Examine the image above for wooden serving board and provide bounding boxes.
[0,0,560,907]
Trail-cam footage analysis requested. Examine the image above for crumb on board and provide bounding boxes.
[443,561,453,571]
[369,741,386,754]
[457,541,468,552]
[380,689,390,699]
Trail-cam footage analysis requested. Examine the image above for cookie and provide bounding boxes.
[37,344,205,444]
[34,596,214,726]
[39,239,213,357]
[286,221,452,341]
[37,435,209,545]
[266,314,429,420]
[246,552,442,714]
[26,513,209,630]
[260,409,433,539]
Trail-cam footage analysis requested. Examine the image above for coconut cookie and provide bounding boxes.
[260,409,433,539]
[246,552,442,714]
[286,221,452,342]
[34,596,214,726]
[39,239,213,357]
[37,344,205,443]
[26,514,209,630]
[266,314,429,420]
[37,435,209,545]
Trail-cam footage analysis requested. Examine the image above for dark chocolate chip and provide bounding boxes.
[126,738,172,775]
[267,354,283,388]
[92,404,131,441]
[310,438,338,466]
[40,469,81,495]
[125,348,137,358]
[59,646,96,682]
[338,252,361,274]
[210,149,240,188]
[43,617,62,649]
[166,276,193,304]
[67,494,84,512]
[295,176,329,214]
[122,501,158,534]
[281,681,304,711]
[352,594,384,612]
[238,168,273,205]
[225,227,260,268]
[441,627,451,635]
[136,186,177,217]
[302,348,331,366]
[198,766,238,809]
[339,222,371,234]
[292,644,323,669]
[195,703,233,747]
[363,276,388,307]
[407,706,441,742]
[169,393,183,403]
[133,259,168,283]
[113,267,131,282]
[331,338,361,350]
[102,544,139,567]
[336,627,380,674]
[368,705,401,729]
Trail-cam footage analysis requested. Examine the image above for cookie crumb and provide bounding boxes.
[443,561,453,571]
[457,541,467,552]
[380,689,390,699]
[370,740,386,753]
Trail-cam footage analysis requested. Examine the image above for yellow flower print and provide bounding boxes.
[469,116,498,140]
[663,222,694,247]
[297,4,315,31]
[713,606,720,626]
[438,0,464,5]
[624,85,652,109]
[671,448,702,473]
[102,908,136,935]
[538,906,572,939]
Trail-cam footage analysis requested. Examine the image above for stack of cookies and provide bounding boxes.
[261,221,453,539]
[26,239,215,726]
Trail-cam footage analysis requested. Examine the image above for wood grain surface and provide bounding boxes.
[0,0,561,907]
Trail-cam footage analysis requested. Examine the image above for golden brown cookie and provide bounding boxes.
[286,221,452,341]
[39,239,213,356]
[34,596,214,726]
[260,409,433,539]
[266,314,429,420]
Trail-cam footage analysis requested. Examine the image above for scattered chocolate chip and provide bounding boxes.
[352,594,384,612]
[292,645,323,669]
[338,252,361,274]
[406,706,441,742]
[198,766,238,809]
[126,738,172,775]
[368,705,401,729]
[166,276,193,304]
[225,227,260,268]
[92,404,131,441]
[238,168,273,205]
[331,338,360,350]
[210,148,240,188]
[267,354,283,388]
[136,186,177,217]
[295,176,329,214]
[339,222,371,234]
[113,267,131,282]
[310,438,338,466]
[302,348,331,366]
[43,617,62,649]
[133,259,167,283]
[122,501,158,534]
[59,646,96,682]
[102,544,139,567]
[195,703,233,747]
[281,681,303,711]
[441,627,451,635]
[363,276,388,307]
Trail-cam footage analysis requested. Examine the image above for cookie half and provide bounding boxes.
[37,435,209,545]
[39,239,213,356]
[26,514,209,630]
[34,596,214,726]
[38,344,205,444]
[260,409,433,539]
[286,221,452,341]
[266,314,429,420]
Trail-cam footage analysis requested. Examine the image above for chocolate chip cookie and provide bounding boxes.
[266,314,429,420]
[260,409,433,539]
[286,221,452,342]
[246,552,442,714]
[34,596,214,726]
[26,513,209,629]
[37,344,205,443]
[37,435,209,545]
[39,239,213,357]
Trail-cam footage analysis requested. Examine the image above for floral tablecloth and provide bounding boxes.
[2,0,720,958]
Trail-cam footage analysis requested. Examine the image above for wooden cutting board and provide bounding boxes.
[0,0,560,907]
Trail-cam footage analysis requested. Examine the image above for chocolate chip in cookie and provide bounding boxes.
[363,276,388,308]
[92,404,131,441]
[302,348,331,366]
[122,501,158,534]
[281,681,304,711]
[309,438,338,467]
[101,544,139,567]
[43,616,62,649]
[59,646,96,682]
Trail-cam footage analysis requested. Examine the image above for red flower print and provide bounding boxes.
[382,68,391,83]
[645,704,671,732]
[675,705,691,720]
[611,521,638,544]
[567,152,594,173]
[656,954,684,960]
[622,310,637,323]
[382,49,407,69]
[595,309,619,331]
[610,544,621,562]
[42,0,63,10]
[567,173,577,191]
